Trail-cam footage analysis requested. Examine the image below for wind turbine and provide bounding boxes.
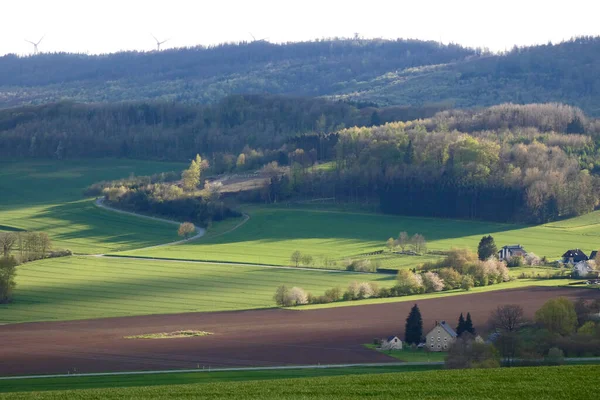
[25,35,45,54]
[249,32,269,42]
[151,34,169,51]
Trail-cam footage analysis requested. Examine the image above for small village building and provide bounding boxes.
[380,336,402,350]
[425,321,457,352]
[573,261,596,278]
[562,249,588,264]
[498,245,527,261]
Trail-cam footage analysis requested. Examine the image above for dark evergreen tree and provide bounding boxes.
[456,313,466,336]
[370,111,382,126]
[477,235,498,261]
[464,312,475,335]
[404,304,423,345]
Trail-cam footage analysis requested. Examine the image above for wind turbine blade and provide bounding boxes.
[36,35,45,45]
[25,39,35,45]
[151,33,159,44]
[249,32,256,41]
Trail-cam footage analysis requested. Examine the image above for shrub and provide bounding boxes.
[346,259,373,272]
[525,253,542,266]
[288,287,309,305]
[438,268,462,290]
[507,256,524,268]
[421,271,444,292]
[324,287,342,302]
[461,275,475,291]
[396,269,423,294]
[545,347,565,365]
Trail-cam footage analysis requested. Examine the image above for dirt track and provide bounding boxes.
[1,287,598,376]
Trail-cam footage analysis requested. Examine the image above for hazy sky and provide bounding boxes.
[2,0,599,56]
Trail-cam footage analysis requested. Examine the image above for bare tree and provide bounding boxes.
[397,232,409,252]
[488,304,525,332]
[290,251,302,267]
[411,233,427,254]
[0,233,16,258]
[38,232,52,258]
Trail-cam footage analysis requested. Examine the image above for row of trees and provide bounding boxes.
[386,232,427,254]
[0,231,53,263]
[273,281,381,307]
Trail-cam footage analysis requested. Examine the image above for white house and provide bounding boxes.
[380,336,402,350]
[425,321,457,352]
[498,245,527,261]
[573,260,596,278]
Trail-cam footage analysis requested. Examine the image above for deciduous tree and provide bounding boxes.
[290,251,302,267]
[177,222,196,239]
[0,233,16,258]
[535,297,577,336]
[488,304,525,332]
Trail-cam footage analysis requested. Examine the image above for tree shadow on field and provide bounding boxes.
[34,200,177,253]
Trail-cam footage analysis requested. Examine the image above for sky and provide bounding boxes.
[2,0,599,56]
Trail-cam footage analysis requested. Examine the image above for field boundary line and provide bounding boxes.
[0,362,443,380]
[95,254,384,275]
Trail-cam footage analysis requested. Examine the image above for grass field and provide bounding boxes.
[0,365,595,399]
[363,344,447,362]
[123,206,600,268]
[0,366,440,394]
[0,256,396,324]
[0,160,184,254]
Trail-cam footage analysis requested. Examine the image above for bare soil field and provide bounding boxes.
[1,287,598,376]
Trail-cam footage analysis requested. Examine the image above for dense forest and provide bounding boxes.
[1,37,600,115]
[0,95,444,162]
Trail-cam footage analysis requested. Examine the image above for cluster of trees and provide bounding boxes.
[403,305,476,346]
[416,249,511,290]
[386,232,427,254]
[273,281,381,307]
[0,231,59,303]
[445,297,600,369]
[326,108,599,223]
[487,298,600,366]
[95,156,240,227]
[0,231,54,263]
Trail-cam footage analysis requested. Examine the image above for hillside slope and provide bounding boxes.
[2,37,600,115]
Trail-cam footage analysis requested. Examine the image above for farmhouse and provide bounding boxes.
[497,245,527,261]
[573,261,596,278]
[562,249,588,264]
[380,336,402,350]
[425,321,457,352]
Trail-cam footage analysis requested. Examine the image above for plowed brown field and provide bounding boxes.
[1,287,598,376]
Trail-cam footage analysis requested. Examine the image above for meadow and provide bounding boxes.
[0,365,595,399]
[0,160,184,253]
[123,206,600,269]
[0,256,395,324]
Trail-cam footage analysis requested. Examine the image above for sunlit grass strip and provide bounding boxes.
[125,330,213,339]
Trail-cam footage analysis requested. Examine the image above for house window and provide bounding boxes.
[443,345,447,349]
[438,337,441,342]
[437,344,441,348]
[437,330,440,334]
[430,337,433,342]
[430,344,434,348]
[444,338,447,342]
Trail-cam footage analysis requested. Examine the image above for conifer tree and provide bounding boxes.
[456,313,466,336]
[405,304,423,345]
[477,235,497,261]
[464,312,476,335]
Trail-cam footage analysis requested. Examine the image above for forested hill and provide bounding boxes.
[2,37,600,115]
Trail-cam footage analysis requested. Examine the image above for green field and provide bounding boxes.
[123,206,600,268]
[363,344,447,362]
[0,160,184,254]
[0,365,595,399]
[0,366,440,393]
[0,256,395,324]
